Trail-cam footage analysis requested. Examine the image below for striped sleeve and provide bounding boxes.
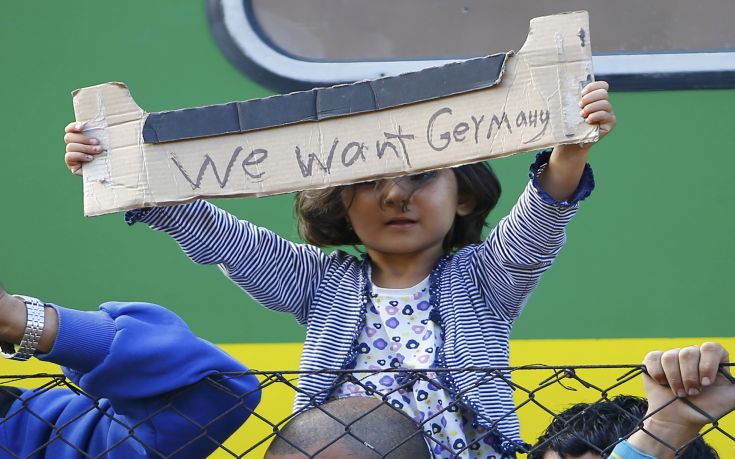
[468,157,593,322]
[127,201,329,324]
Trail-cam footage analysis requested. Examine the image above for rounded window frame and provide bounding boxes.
[207,0,735,92]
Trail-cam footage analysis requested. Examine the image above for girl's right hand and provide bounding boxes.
[64,122,103,176]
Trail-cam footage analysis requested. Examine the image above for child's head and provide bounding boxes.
[265,397,430,459]
[529,395,719,459]
[295,162,501,252]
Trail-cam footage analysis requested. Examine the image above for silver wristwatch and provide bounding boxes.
[0,295,46,361]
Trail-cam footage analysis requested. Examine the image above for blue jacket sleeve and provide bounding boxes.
[610,441,659,459]
[0,302,260,458]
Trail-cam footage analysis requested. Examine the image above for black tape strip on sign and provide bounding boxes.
[142,53,507,144]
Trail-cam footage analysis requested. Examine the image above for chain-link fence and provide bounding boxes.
[1,364,733,458]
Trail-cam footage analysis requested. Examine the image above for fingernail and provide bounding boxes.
[578,101,583,108]
[579,110,585,117]
[75,122,84,131]
[702,377,711,386]
[93,146,101,152]
[677,389,687,398]
[85,155,94,161]
[89,138,99,145]
[688,388,700,396]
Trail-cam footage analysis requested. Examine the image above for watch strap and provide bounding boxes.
[0,295,45,361]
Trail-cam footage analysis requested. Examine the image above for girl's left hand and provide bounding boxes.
[579,80,616,145]
[542,80,615,199]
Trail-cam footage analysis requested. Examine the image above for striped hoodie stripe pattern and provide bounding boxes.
[128,157,592,447]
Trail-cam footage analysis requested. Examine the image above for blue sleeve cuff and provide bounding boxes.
[125,207,155,226]
[610,441,659,459]
[37,305,117,374]
[529,148,595,207]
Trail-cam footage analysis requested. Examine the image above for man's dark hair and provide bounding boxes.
[295,162,501,251]
[265,397,430,458]
[529,395,719,459]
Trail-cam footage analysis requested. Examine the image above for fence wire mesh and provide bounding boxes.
[0,364,733,458]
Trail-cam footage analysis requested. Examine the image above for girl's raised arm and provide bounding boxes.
[126,200,330,324]
[467,81,615,322]
[63,123,329,323]
[537,81,615,201]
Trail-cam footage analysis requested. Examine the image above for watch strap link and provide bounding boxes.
[0,295,45,361]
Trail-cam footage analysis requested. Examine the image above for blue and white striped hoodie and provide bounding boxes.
[126,150,594,453]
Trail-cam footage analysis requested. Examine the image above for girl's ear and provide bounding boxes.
[456,195,475,217]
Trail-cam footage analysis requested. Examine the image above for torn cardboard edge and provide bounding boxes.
[73,11,597,217]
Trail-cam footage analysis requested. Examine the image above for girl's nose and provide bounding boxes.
[380,178,412,210]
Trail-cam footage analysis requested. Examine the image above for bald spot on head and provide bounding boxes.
[265,397,430,459]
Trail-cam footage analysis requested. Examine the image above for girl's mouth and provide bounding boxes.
[386,218,417,228]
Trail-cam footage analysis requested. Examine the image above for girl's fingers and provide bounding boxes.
[65,152,95,168]
[64,121,86,133]
[65,142,103,155]
[579,88,610,107]
[581,80,609,96]
[678,345,703,396]
[577,81,616,138]
[699,341,729,386]
[580,100,612,117]
[64,121,95,177]
[661,348,687,398]
[64,133,99,145]
[584,110,614,125]
[70,165,83,177]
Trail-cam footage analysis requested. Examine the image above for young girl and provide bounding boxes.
[64,81,616,458]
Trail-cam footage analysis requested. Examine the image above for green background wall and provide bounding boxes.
[1,1,732,344]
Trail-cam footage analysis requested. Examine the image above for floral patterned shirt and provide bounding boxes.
[334,277,501,458]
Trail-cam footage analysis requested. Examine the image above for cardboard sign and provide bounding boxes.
[73,11,596,216]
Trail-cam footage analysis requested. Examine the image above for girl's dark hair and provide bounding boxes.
[295,162,501,251]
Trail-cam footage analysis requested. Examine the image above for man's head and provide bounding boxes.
[265,397,431,459]
[529,395,719,459]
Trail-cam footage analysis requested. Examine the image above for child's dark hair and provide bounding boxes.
[295,162,501,251]
[528,395,719,459]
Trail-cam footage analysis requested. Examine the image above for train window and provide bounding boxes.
[207,0,735,92]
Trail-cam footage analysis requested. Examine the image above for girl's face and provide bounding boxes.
[342,170,473,261]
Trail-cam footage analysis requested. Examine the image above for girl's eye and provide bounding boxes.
[354,180,377,189]
[409,171,437,182]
